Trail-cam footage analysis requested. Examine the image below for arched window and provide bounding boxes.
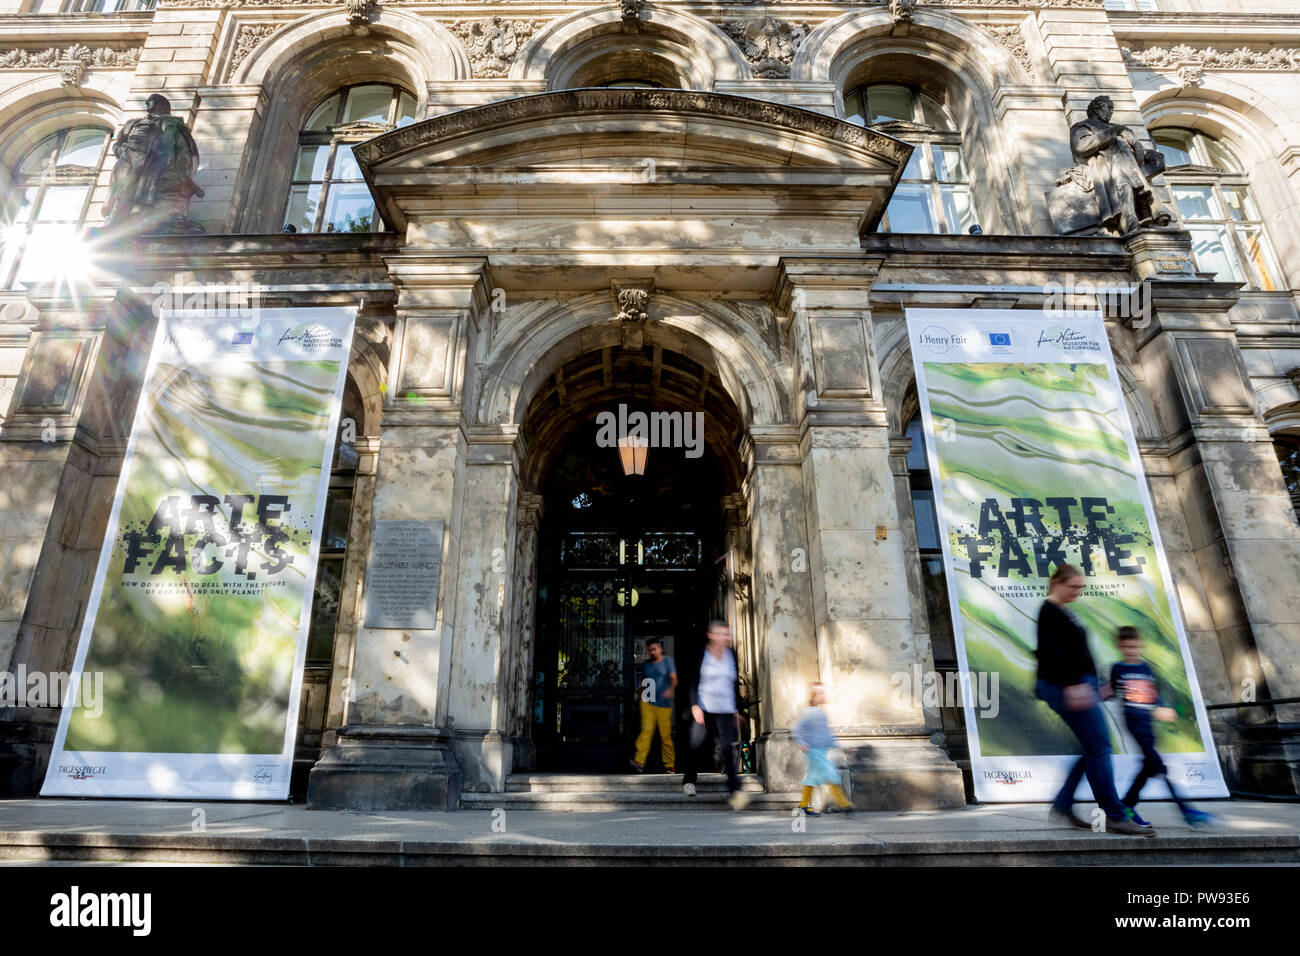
[1,125,110,290]
[845,83,974,235]
[1277,434,1300,522]
[282,83,416,234]
[1152,127,1281,291]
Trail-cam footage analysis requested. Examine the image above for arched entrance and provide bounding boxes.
[518,340,752,773]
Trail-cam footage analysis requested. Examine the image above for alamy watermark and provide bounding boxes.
[890,664,1000,719]
[0,666,102,718]
[595,403,705,459]
[1043,273,1151,327]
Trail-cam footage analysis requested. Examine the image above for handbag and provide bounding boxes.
[688,715,708,750]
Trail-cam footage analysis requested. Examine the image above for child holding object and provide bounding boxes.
[794,682,854,817]
[1108,626,1214,829]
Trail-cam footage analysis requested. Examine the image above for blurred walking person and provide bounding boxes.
[630,638,676,773]
[794,682,853,817]
[683,620,749,810]
[1035,564,1153,836]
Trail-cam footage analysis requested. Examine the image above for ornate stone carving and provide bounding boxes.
[620,0,643,33]
[1049,95,1171,238]
[0,45,140,72]
[988,24,1035,80]
[344,0,373,28]
[227,24,277,80]
[1178,63,1204,88]
[103,94,206,236]
[1287,367,1300,393]
[1123,44,1300,73]
[891,0,916,23]
[58,47,88,87]
[450,18,542,78]
[615,284,651,324]
[720,17,811,80]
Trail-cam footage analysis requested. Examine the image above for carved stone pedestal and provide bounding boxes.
[306,725,463,811]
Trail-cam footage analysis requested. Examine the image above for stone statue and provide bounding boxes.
[1049,95,1171,237]
[103,93,205,235]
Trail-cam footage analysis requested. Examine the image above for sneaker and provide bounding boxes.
[1106,816,1157,837]
[629,760,644,773]
[832,804,856,816]
[800,807,820,817]
[729,790,752,811]
[1123,807,1153,828]
[1182,809,1216,828]
[664,767,675,774]
[682,783,696,797]
[1048,806,1092,830]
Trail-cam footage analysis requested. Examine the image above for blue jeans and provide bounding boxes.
[1122,711,1193,814]
[1036,677,1125,819]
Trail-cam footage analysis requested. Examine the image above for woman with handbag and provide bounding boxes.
[682,620,749,810]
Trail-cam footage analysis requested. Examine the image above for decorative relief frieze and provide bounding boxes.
[0,45,141,84]
[987,24,1035,80]
[1123,45,1300,73]
[227,24,277,79]
[619,0,643,33]
[720,17,810,80]
[449,17,542,78]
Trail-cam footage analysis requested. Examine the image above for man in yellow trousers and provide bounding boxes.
[631,638,677,773]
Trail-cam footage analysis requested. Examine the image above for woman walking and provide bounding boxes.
[682,620,749,811]
[1035,564,1152,836]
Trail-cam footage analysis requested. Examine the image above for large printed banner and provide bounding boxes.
[42,308,356,799]
[906,308,1227,803]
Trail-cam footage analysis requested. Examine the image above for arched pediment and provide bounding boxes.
[354,88,911,243]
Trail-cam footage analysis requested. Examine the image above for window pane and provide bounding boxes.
[304,94,340,131]
[35,185,89,222]
[899,147,924,180]
[1153,130,1194,168]
[341,85,394,125]
[919,92,955,131]
[57,128,107,169]
[1235,225,1279,292]
[905,416,928,471]
[1188,225,1244,283]
[886,184,936,233]
[19,133,60,175]
[921,556,955,659]
[14,222,77,285]
[1205,137,1239,173]
[331,145,362,182]
[867,84,914,124]
[1276,438,1300,519]
[912,490,941,552]
[293,145,330,182]
[10,186,39,225]
[1221,185,1256,222]
[931,144,966,182]
[306,558,342,663]
[283,183,322,232]
[322,489,353,550]
[396,92,417,127]
[1172,184,1220,221]
[322,183,375,233]
[939,184,976,234]
[844,88,866,127]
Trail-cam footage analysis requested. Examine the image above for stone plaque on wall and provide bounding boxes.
[363,520,444,629]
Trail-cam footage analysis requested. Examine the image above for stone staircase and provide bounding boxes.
[458,773,803,810]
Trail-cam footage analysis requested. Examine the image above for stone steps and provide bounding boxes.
[460,772,797,810]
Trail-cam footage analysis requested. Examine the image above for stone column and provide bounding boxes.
[443,430,521,792]
[0,291,153,796]
[307,257,489,810]
[775,258,965,809]
[505,491,542,772]
[744,428,820,791]
[1129,275,1300,794]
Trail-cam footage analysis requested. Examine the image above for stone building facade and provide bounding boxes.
[1,0,1299,809]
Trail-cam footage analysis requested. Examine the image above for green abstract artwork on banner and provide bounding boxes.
[64,358,340,755]
[923,359,1201,758]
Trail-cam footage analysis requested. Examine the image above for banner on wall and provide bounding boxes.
[906,308,1228,803]
[42,308,356,799]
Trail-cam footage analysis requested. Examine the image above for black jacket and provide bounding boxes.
[1035,600,1097,686]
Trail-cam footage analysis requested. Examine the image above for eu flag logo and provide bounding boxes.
[988,332,1011,347]
[231,331,254,345]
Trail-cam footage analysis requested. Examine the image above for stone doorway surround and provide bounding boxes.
[299,87,965,809]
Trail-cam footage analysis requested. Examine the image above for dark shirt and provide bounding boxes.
[1035,600,1096,686]
[1110,660,1161,714]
